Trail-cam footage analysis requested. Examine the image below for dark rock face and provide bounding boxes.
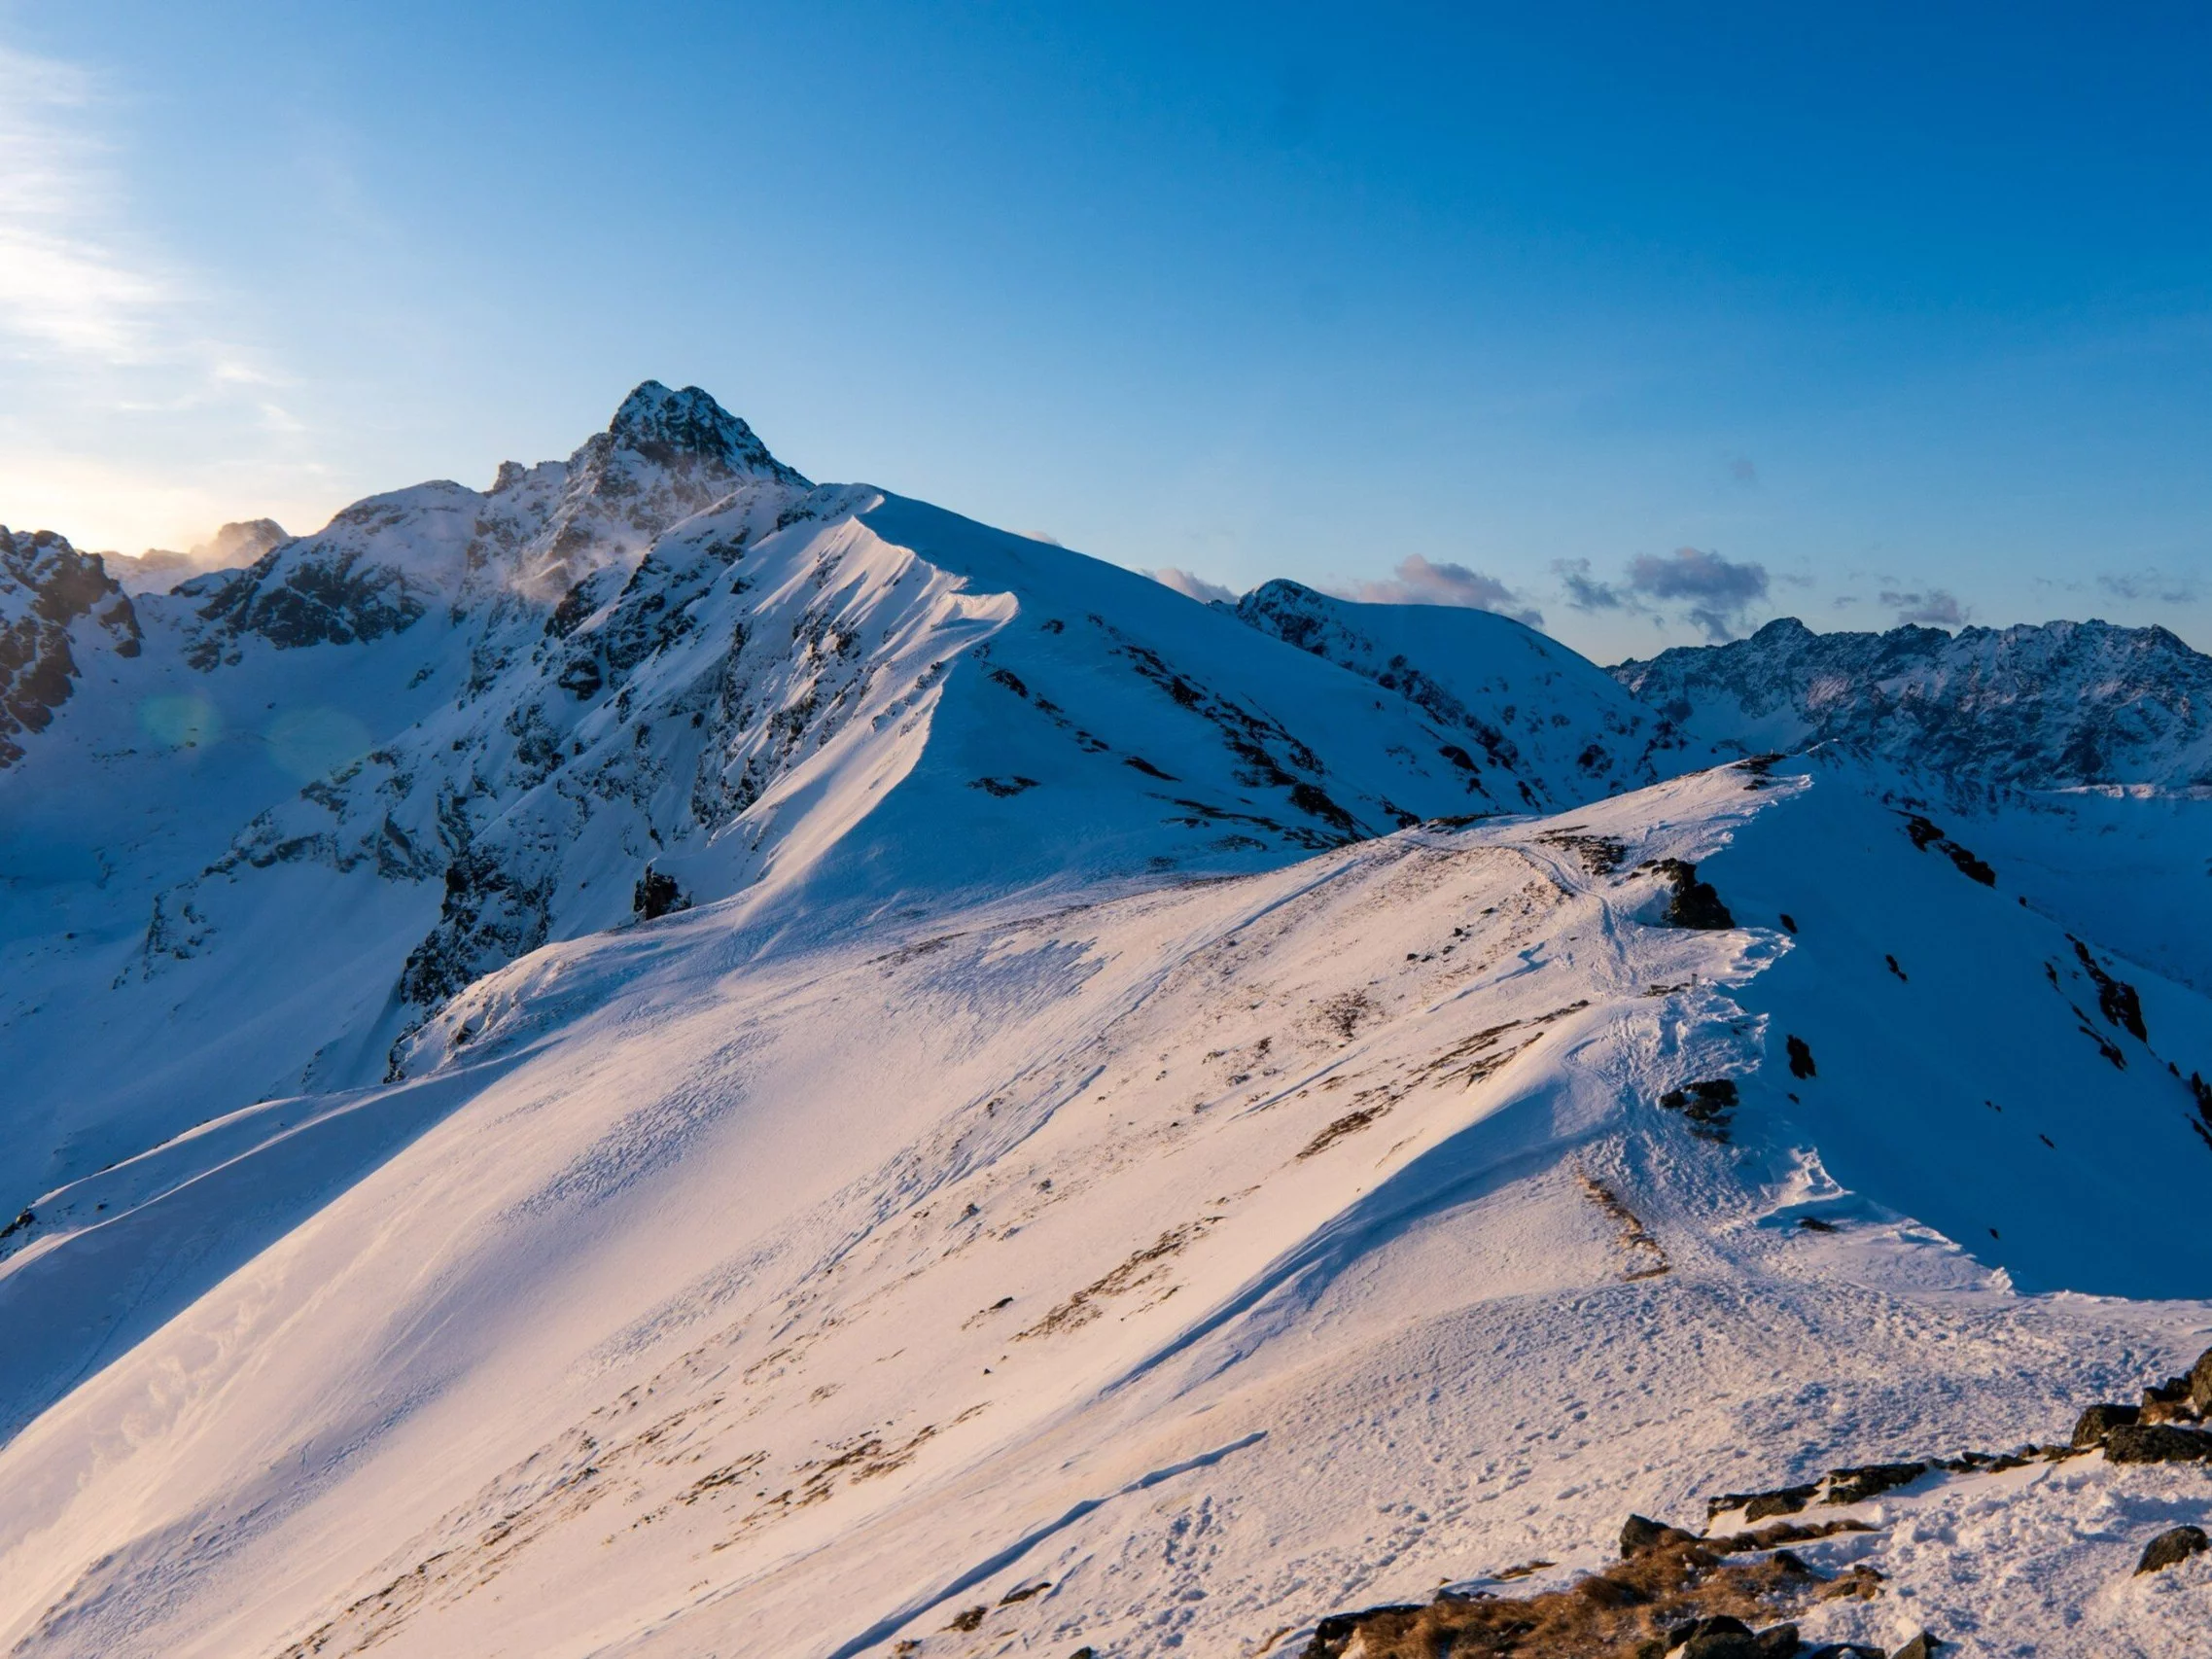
[1743,1485,1816,1521]
[1822,1462,1926,1504]
[1648,858,1736,929]
[1620,1513,1698,1556]
[1612,614,2212,791]
[1901,815,1997,887]
[1680,1621,1761,1659]
[0,527,141,765]
[1299,1604,1425,1658]
[2192,1346,2212,1416]
[2104,1423,2212,1464]
[1705,1484,1818,1523]
[606,381,807,486]
[1786,1036,1816,1079]
[396,848,559,1017]
[1292,1523,1857,1659]
[2070,1402,2141,1447]
[2138,1375,2195,1424]
[632,867,687,921]
[2137,1524,2210,1574]
[1659,1078,1740,1141]
[2070,937,2148,1041]
[190,538,423,658]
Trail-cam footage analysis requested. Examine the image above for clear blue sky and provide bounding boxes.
[4,1,2209,658]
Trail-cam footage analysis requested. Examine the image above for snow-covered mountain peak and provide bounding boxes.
[502,381,807,603]
[604,379,808,484]
[166,386,817,662]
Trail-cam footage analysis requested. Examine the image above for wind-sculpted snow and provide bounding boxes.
[1613,615,2212,792]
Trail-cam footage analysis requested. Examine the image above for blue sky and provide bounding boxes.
[3,1,2209,658]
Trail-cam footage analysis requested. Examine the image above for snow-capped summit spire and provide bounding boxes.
[605,381,809,486]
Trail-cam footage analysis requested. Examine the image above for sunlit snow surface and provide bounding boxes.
[0,761,2206,1657]
[4,390,2212,1657]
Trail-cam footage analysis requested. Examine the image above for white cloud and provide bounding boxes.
[1337,554,1543,626]
[1879,587,1965,628]
[1148,566,1238,606]
[1626,547,1770,641]
[0,47,174,365]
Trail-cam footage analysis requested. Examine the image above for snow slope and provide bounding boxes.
[1,760,2209,1658]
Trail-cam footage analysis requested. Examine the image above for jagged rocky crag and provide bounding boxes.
[0,528,140,766]
[1613,615,2212,792]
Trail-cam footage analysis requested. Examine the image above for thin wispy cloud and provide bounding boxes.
[1337,554,1543,626]
[0,42,305,550]
[1147,566,1238,606]
[1554,557,1627,613]
[0,47,173,365]
[1879,587,1965,627]
[1626,546,1769,641]
[2098,570,2200,606]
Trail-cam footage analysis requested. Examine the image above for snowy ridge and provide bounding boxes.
[3,385,2211,1657]
[1236,579,1707,808]
[1,760,2208,1657]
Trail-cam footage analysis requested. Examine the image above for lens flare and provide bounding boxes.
[138,693,221,750]
[265,706,371,780]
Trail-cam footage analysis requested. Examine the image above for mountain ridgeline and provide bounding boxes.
[1,385,2204,1133]
[5,384,2212,1659]
[1613,614,2212,793]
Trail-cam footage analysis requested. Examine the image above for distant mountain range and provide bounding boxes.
[1614,615,2212,793]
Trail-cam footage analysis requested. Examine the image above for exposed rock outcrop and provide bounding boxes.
[0,527,140,765]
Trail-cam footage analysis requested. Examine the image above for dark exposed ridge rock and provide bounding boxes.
[0,527,141,765]
[2069,936,2148,1041]
[1645,859,1736,930]
[632,866,687,921]
[1621,1513,1700,1557]
[1901,815,1997,886]
[2105,1422,2212,1464]
[1291,1520,1871,1659]
[2071,1402,2140,1447]
[191,540,425,655]
[2137,1524,2210,1574]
